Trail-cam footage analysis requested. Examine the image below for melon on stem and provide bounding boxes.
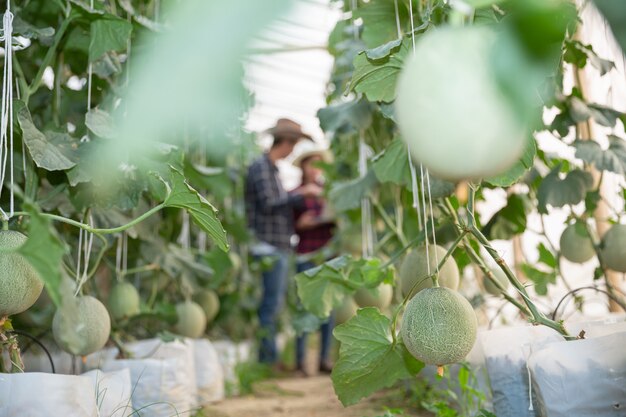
[401,287,477,366]
[193,289,220,323]
[174,301,207,338]
[108,282,141,320]
[52,295,111,356]
[0,231,44,317]
[600,224,626,272]
[354,283,393,309]
[559,223,595,264]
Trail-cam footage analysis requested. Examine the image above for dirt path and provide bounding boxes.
[203,375,403,417]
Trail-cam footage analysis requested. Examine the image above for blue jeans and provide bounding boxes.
[295,261,334,368]
[257,250,290,364]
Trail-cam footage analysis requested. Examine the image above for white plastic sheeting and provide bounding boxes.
[83,369,133,417]
[0,372,97,417]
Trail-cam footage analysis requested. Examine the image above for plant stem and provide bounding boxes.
[26,16,74,103]
[381,232,425,269]
[372,199,408,246]
[14,203,166,235]
[466,188,573,339]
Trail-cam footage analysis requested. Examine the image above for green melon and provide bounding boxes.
[229,252,242,278]
[401,287,477,365]
[52,295,111,356]
[399,245,459,297]
[396,26,526,181]
[560,223,595,264]
[354,283,393,309]
[483,268,509,296]
[193,289,220,323]
[174,301,207,338]
[0,230,44,317]
[600,224,626,272]
[334,297,358,325]
[108,282,140,320]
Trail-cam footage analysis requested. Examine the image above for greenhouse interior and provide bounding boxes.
[0,0,625,416]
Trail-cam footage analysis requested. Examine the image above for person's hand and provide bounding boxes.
[299,183,323,198]
[296,210,319,230]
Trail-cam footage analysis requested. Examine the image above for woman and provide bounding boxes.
[291,145,335,376]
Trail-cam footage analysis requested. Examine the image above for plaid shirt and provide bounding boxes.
[293,186,335,254]
[245,154,304,250]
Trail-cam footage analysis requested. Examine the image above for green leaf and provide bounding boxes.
[364,38,402,60]
[163,166,229,251]
[329,170,378,212]
[564,40,615,75]
[537,167,594,214]
[574,136,626,176]
[89,17,133,62]
[17,103,78,171]
[18,202,67,307]
[351,40,409,102]
[537,242,557,268]
[482,194,530,240]
[86,109,116,138]
[521,264,556,296]
[485,137,536,187]
[295,256,353,318]
[372,137,410,185]
[318,99,373,137]
[11,14,55,39]
[353,0,409,48]
[332,308,424,406]
[295,256,391,318]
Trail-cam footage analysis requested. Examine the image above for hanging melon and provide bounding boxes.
[399,245,459,297]
[560,223,595,264]
[52,295,111,356]
[482,268,510,296]
[193,289,220,323]
[174,301,207,338]
[108,282,141,320]
[0,230,44,317]
[354,283,393,309]
[334,297,358,325]
[600,224,626,272]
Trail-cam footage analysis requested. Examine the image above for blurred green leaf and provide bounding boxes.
[329,170,378,212]
[372,137,410,185]
[564,40,615,75]
[17,103,78,171]
[483,194,530,240]
[86,109,116,138]
[521,263,556,296]
[18,202,67,307]
[537,242,557,268]
[364,38,402,60]
[537,167,594,213]
[354,0,409,48]
[574,136,626,176]
[351,40,409,102]
[332,308,423,406]
[89,17,133,62]
[318,99,373,138]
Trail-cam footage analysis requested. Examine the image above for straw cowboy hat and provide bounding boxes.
[266,118,313,141]
[291,140,333,168]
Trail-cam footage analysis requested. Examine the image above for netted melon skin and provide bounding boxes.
[560,224,595,264]
[354,283,393,309]
[53,295,111,356]
[0,231,44,317]
[401,287,477,365]
[174,301,207,338]
[601,224,626,272]
[193,289,220,323]
[108,282,140,320]
[400,245,459,296]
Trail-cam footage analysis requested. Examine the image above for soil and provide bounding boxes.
[202,375,425,417]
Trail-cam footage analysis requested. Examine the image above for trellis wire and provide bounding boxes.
[0,2,14,220]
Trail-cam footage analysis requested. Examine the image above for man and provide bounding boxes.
[244,118,322,365]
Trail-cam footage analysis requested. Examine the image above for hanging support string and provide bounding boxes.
[0,4,14,221]
[74,214,95,296]
[407,0,440,276]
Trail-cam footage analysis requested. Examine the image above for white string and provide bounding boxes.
[393,0,402,39]
[86,0,94,112]
[358,132,374,258]
[0,5,14,221]
[74,215,95,296]
[407,1,439,275]
[115,233,123,277]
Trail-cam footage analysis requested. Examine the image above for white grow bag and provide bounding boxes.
[212,339,252,394]
[0,372,97,417]
[83,369,133,417]
[480,325,564,417]
[528,330,626,417]
[191,339,225,405]
[101,338,198,417]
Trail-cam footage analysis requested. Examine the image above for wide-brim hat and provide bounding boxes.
[292,141,333,168]
[266,118,313,141]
